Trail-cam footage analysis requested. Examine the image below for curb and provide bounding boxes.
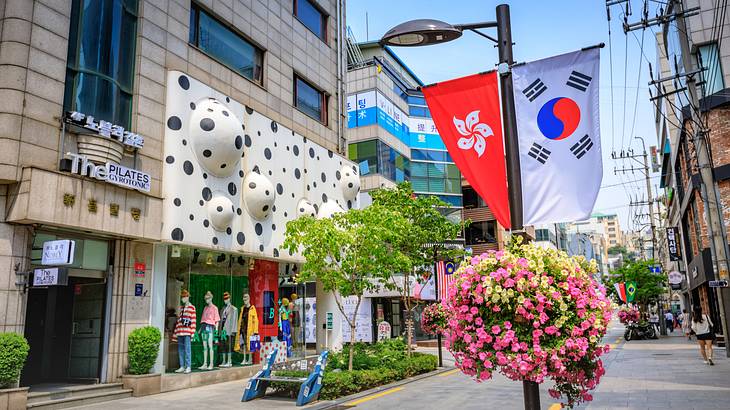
[307,366,456,409]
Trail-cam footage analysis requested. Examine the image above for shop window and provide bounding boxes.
[64,0,139,128]
[466,221,497,245]
[348,140,378,175]
[295,75,327,123]
[696,43,724,97]
[463,186,486,208]
[189,3,263,84]
[294,0,327,42]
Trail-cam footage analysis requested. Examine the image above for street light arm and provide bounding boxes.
[453,21,499,31]
[467,28,498,44]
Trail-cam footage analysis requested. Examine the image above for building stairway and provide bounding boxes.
[26,383,132,409]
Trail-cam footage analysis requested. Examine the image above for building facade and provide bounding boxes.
[653,0,730,332]
[0,0,352,389]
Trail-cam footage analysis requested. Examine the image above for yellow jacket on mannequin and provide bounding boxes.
[233,305,259,352]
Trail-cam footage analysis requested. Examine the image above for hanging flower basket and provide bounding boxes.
[444,240,612,408]
[421,302,452,336]
[617,305,640,324]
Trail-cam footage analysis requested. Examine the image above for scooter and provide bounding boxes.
[624,322,658,341]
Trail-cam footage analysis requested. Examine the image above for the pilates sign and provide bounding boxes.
[61,153,151,192]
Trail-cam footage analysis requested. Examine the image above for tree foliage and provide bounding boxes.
[605,259,666,306]
[283,204,410,370]
[369,182,465,352]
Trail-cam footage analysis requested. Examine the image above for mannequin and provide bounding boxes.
[173,290,196,374]
[279,297,292,357]
[218,291,238,368]
[234,293,259,365]
[199,291,220,370]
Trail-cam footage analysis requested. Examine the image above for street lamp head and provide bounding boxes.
[380,19,463,47]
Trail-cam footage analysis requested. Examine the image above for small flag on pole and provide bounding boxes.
[614,282,628,303]
[436,261,456,301]
[626,281,637,302]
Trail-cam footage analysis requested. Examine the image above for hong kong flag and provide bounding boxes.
[422,72,510,228]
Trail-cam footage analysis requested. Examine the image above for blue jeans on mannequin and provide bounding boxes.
[178,335,191,369]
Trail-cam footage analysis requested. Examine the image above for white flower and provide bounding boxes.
[453,110,493,157]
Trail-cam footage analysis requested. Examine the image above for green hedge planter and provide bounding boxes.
[0,333,29,389]
[127,326,162,375]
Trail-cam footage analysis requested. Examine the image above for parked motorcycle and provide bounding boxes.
[624,322,658,341]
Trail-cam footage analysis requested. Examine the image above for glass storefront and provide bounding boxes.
[163,245,312,373]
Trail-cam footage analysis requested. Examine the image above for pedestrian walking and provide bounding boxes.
[690,307,715,365]
[664,310,674,333]
[679,309,691,340]
[649,312,660,333]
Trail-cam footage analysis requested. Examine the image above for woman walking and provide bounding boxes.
[690,307,715,365]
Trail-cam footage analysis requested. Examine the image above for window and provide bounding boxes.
[64,0,139,128]
[189,4,263,84]
[295,75,327,123]
[466,221,497,245]
[409,106,431,118]
[294,0,326,41]
[348,140,377,175]
[463,186,487,208]
[348,140,409,182]
[696,43,724,97]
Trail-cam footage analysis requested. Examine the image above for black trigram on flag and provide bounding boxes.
[566,71,592,92]
[528,142,551,164]
[522,78,547,102]
[570,135,593,159]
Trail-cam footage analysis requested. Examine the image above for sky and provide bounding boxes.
[346,0,664,234]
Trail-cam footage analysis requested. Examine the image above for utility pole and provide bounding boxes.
[673,0,730,354]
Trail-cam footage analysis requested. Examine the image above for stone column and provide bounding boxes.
[0,185,30,334]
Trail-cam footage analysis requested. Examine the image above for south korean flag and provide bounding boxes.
[513,48,602,225]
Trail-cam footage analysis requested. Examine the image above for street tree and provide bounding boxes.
[369,182,465,354]
[605,259,666,309]
[283,204,410,371]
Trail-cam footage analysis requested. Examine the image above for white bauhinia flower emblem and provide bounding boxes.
[453,110,493,157]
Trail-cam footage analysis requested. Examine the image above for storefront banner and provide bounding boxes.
[666,227,681,261]
[341,296,373,343]
[32,267,68,286]
[41,239,75,265]
[376,92,409,144]
[355,91,376,127]
[408,117,445,150]
[346,94,357,128]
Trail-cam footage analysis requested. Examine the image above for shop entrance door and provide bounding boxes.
[22,277,106,385]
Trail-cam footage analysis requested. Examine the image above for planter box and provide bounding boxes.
[121,373,161,397]
[0,386,28,410]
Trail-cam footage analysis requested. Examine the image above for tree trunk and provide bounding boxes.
[348,321,356,371]
[404,270,413,356]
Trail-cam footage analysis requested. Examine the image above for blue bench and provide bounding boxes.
[241,349,328,406]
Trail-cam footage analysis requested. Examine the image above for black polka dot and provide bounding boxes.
[272,224,276,231]
[262,205,269,212]
[190,102,196,110]
[239,170,244,178]
[313,182,317,188]
[183,160,194,175]
[178,75,190,89]
[228,182,237,195]
[226,227,232,235]
[245,134,252,147]
[322,193,328,202]
[257,131,261,136]
[300,207,305,212]
[174,198,181,206]
[199,200,204,206]
[249,182,256,189]
[276,183,283,195]
[245,106,254,114]
[222,110,229,117]
[216,205,223,212]
[352,166,357,173]
[306,185,310,191]
[328,150,333,158]
[203,219,210,227]
[220,163,226,169]
[166,155,175,164]
[293,146,299,156]
[226,96,230,102]
[291,193,295,198]
[313,204,319,213]
[200,118,215,131]
[259,245,264,252]
[189,214,195,220]
[336,170,341,180]
[235,135,243,149]
[171,228,184,241]
[237,232,245,245]
[167,116,182,130]
[182,139,187,146]
[284,212,288,217]
[253,166,260,174]
[303,136,307,143]
[255,223,263,235]
[309,147,315,158]
[203,149,212,157]
[282,168,286,173]
[237,208,242,215]
[271,121,278,132]
[272,205,277,212]
[264,148,272,159]
[295,169,301,179]
[321,173,326,182]
[273,248,279,257]
[265,190,270,195]
[202,187,212,201]
[347,200,352,209]
[212,237,218,245]
[203,173,208,179]
[348,182,354,188]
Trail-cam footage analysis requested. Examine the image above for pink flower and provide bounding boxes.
[504,321,512,330]
[491,325,501,335]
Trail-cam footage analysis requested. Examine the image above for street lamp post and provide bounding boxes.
[382,4,537,409]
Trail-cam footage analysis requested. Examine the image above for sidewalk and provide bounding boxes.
[586,329,730,409]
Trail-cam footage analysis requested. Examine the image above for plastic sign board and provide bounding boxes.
[377,321,392,341]
[41,239,75,265]
[649,266,662,274]
[709,280,729,288]
[33,267,68,286]
[325,312,333,330]
[668,271,683,285]
[666,227,681,261]
[63,153,151,192]
[64,111,144,149]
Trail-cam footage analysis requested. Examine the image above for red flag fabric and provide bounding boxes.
[422,72,510,228]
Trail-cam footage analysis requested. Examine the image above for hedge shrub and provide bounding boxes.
[127,326,162,375]
[270,350,438,401]
[0,333,30,388]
